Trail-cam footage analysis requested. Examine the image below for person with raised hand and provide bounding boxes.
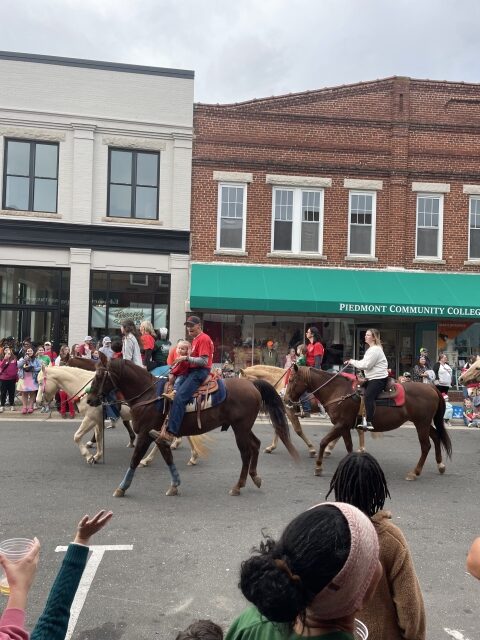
[0,539,40,640]
[31,510,113,640]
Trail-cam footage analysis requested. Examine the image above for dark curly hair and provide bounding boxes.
[175,619,223,640]
[121,319,139,340]
[239,504,350,625]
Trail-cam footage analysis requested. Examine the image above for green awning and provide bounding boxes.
[190,263,480,319]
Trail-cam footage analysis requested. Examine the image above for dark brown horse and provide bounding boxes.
[285,365,452,480]
[87,358,299,497]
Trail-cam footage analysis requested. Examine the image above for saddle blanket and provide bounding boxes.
[340,373,406,408]
[154,377,227,414]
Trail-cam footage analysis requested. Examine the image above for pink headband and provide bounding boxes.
[308,502,379,620]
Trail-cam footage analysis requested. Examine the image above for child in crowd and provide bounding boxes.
[176,620,223,640]
[294,344,311,417]
[35,346,51,367]
[111,339,123,360]
[463,397,475,426]
[16,347,41,414]
[470,406,480,428]
[327,451,426,640]
[283,347,297,369]
[443,393,453,426]
[162,340,190,401]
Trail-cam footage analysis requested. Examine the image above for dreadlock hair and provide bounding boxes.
[326,452,391,518]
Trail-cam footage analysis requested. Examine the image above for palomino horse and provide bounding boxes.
[37,361,204,466]
[459,361,480,387]
[285,365,452,480]
[239,365,365,456]
[66,357,200,465]
[37,366,134,464]
[87,358,299,497]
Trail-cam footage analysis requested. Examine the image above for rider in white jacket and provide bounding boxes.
[346,329,389,431]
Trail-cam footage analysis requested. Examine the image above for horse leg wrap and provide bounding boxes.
[168,463,181,486]
[119,467,136,491]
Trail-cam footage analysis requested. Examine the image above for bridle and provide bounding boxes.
[287,364,358,408]
[93,360,163,408]
[41,367,95,405]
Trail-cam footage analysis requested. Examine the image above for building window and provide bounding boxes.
[3,139,59,213]
[469,197,480,259]
[416,194,442,258]
[217,183,247,250]
[90,271,170,340]
[107,148,159,219]
[348,191,376,256]
[272,188,323,253]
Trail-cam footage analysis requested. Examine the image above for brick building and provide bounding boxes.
[190,76,480,377]
[0,51,193,346]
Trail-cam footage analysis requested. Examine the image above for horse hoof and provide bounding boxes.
[324,449,332,457]
[357,447,366,453]
[187,458,197,466]
[264,446,275,454]
[126,442,135,448]
[139,460,149,467]
[405,471,417,481]
[229,487,241,496]
[166,485,179,496]
[251,475,262,488]
[309,448,317,458]
[86,456,95,465]
[314,467,323,476]
[170,438,182,450]
[113,488,125,497]
[438,463,446,474]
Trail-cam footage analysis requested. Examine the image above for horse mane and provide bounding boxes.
[66,356,96,371]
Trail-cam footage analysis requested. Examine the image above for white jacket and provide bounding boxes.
[350,345,389,380]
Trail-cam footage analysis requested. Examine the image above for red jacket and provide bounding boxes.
[0,358,18,381]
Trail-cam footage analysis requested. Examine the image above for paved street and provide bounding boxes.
[0,416,479,639]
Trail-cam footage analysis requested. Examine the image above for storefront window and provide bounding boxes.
[0,266,69,346]
[202,314,355,371]
[90,271,170,340]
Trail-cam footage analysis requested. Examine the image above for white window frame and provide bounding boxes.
[469,196,480,260]
[216,182,247,252]
[270,187,324,254]
[347,190,377,257]
[415,193,443,259]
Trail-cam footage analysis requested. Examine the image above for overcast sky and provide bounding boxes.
[2,0,480,103]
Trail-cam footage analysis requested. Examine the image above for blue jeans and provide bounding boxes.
[300,391,311,412]
[105,389,120,420]
[168,368,210,436]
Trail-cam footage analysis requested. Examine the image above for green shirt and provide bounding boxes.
[226,607,354,640]
[296,355,306,366]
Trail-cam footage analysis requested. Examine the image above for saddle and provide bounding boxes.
[341,374,406,408]
[164,371,219,398]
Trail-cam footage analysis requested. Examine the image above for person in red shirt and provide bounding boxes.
[139,321,157,370]
[43,341,58,364]
[150,315,214,444]
[306,326,324,368]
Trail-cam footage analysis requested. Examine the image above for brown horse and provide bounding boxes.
[87,358,298,497]
[239,364,365,456]
[285,365,452,480]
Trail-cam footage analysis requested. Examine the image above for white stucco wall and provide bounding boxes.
[0,55,193,343]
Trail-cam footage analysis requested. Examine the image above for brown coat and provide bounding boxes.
[358,511,426,640]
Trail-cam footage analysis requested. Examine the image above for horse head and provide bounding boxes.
[284,364,308,405]
[36,365,57,404]
[459,359,480,385]
[87,357,115,406]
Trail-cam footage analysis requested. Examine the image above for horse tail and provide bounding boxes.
[432,387,453,459]
[252,379,300,462]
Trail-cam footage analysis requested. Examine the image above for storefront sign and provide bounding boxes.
[338,303,480,318]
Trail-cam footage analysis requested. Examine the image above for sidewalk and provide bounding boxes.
[0,405,80,421]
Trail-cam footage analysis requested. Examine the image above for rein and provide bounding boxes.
[41,368,95,405]
[272,368,289,389]
[96,363,162,408]
[300,364,352,402]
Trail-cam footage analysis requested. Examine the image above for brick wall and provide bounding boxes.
[192,76,480,274]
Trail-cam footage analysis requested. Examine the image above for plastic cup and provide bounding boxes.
[0,538,35,596]
[354,618,368,640]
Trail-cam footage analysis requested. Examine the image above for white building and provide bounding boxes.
[0,51,193,347]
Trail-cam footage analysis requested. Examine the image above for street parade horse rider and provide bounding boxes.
[150,315,214,445]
